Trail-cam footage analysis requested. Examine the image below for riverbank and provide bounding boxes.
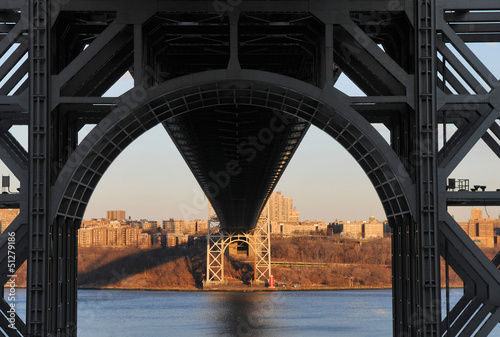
[11,236,482,291]
[79,285,394,292]
[75,237,397,290]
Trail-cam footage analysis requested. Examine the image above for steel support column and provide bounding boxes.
[415,1,441,335]
[205,221,224,285]
[415,0,441,337]
[27,0,50,335]
[252,206,271,284]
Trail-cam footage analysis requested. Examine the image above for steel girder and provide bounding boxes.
[0,1,498,336]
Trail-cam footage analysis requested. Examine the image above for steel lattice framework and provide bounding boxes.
[205,206,271,285]
[0,0,499,336]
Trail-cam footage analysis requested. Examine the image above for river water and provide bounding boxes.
[7,288,500,336]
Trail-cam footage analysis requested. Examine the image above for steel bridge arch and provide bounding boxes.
[46,69,422,334]
[40,69,427,337]
[51,69,416,223]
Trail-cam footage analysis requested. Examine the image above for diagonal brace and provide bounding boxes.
[439,107,500,176]
[0,127,28,182]
[340,21,408,90]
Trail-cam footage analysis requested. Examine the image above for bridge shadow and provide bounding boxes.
[77,246,205,289]
[209,291,279,337]
[226,257,255,285]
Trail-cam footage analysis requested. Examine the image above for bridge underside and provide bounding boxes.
[164,106,309,232]
[0,1,500,336]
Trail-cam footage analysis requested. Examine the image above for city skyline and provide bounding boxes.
[85,190,384,224]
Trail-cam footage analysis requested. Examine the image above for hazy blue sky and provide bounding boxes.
[1,43,499,223]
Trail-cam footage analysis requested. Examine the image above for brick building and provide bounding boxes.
[363,214,384,239]
[458,208,499,248]
[266,191,299,223]
[138,233,152,249]
[107,210,126,221]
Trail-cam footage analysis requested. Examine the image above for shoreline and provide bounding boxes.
[12,284,463,292]
[78,285,392,292]
[76,284,462,292]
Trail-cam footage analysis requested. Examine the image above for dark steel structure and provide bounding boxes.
[0,0,499,336]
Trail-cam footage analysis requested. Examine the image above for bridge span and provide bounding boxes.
[0,0,499,336]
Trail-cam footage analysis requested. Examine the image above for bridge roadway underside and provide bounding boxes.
[164,107,309,232]
[1,0,500,336]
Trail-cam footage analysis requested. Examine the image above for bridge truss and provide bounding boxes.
[0,0,499,336]
[205,205,271,286]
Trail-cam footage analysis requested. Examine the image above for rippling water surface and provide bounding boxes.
[7,288,500,336]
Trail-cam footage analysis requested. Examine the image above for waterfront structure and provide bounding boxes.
[206,207,271,286]
[1,1,500,336]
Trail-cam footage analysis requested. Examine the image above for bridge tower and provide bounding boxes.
[205,204,271,286]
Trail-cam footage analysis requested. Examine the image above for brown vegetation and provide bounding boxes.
[272,236,392,265]
[270,236,392,286]
[6,237,497,290]
[78,246,204,289]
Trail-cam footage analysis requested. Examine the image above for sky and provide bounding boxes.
[1,43,499,224]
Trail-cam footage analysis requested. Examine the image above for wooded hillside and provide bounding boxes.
[9,236,494,289]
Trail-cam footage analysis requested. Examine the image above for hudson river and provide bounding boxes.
[8,288,500,336]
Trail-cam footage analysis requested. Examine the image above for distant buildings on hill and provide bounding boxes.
[77,197,387,249]
[270,220,329,235]
[74,205,500,250]
[162,218,208,235]
[107,210,126,221]
[78,211,208,249]
[265,193,384,239]
[330,214,386,239]
[78,223,205,249]
[268,191,312,235]
[457,208,500,248]
[267,191,299,223]
[0,198,497,250]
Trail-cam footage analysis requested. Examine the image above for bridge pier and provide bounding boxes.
[205,209,271,286]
